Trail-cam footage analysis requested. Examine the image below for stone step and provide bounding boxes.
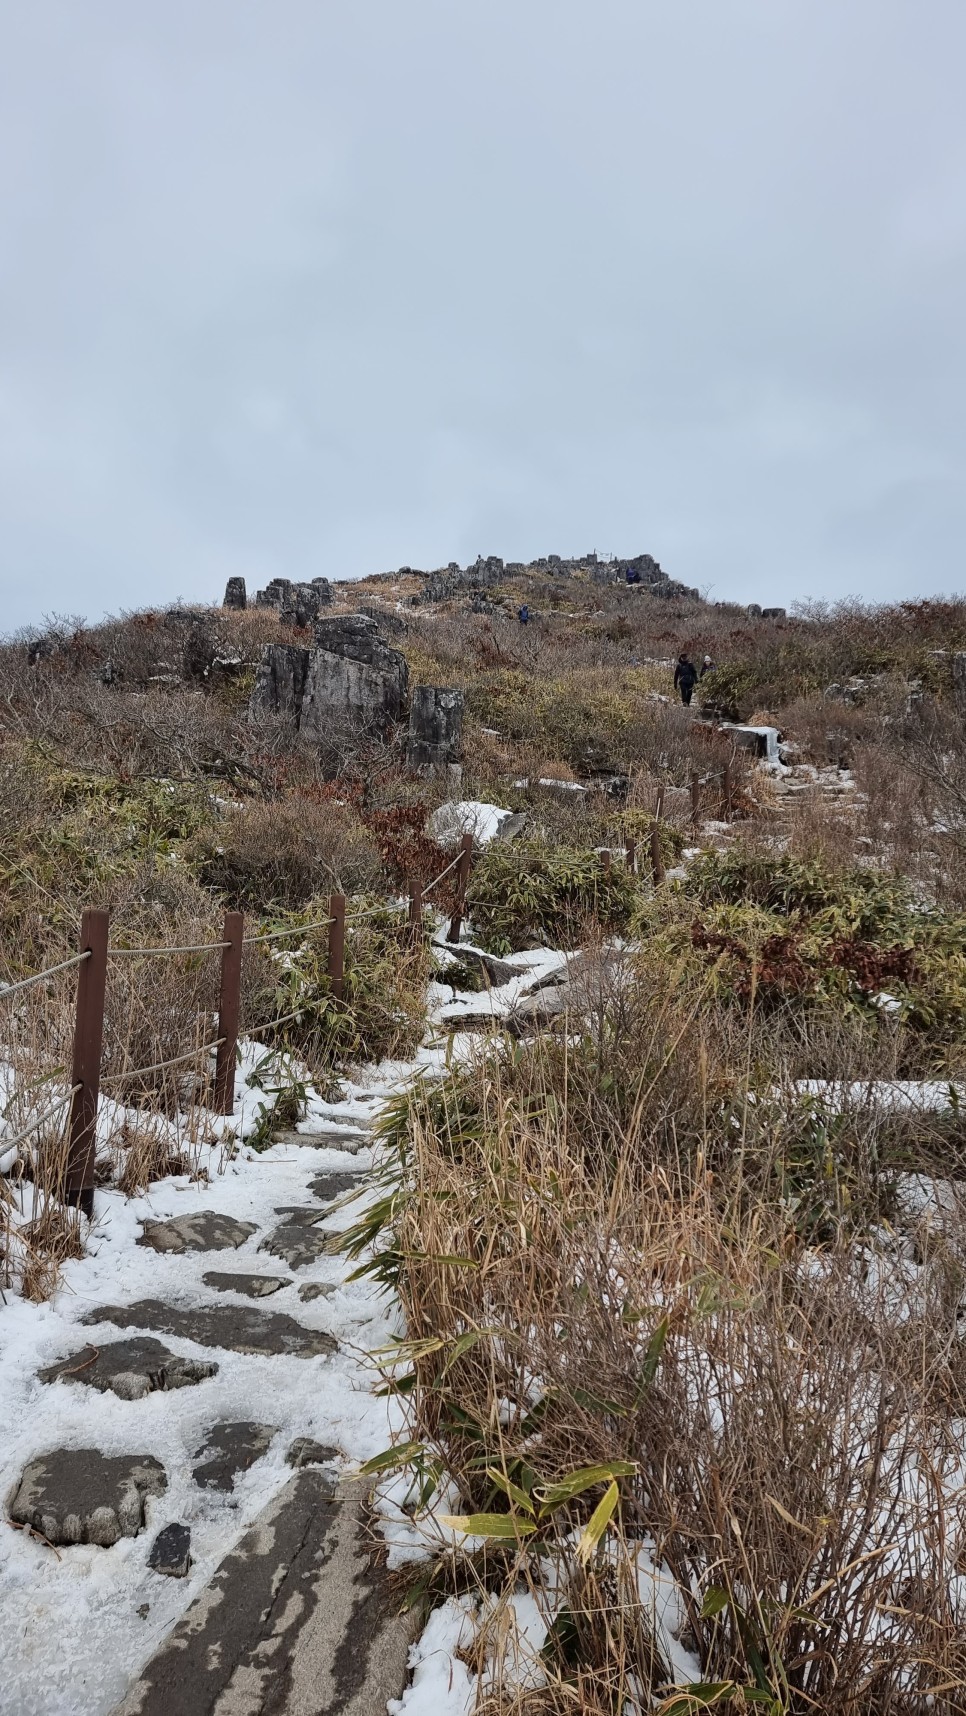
[272,1127,372,1153]
[138,1213,257,1255]
[10,1449,168,1548]
[110,1473,417,1716]
[82,1299,337,1359]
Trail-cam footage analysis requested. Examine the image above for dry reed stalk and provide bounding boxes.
[378,967,966,1713]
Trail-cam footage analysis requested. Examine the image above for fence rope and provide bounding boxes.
[242,916,333,946]
[102,1040,224,1086]
[421,851,463,897]
[242,1008,312,1039]
[0,1085,83,1154]
[343,900,407,923]
[108,940,230,960]
[0,951,91,1003]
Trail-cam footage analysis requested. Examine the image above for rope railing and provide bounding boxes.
[421,851,463,898]
[242,1008,310,1039]
[343,899,407,923]
[0,950,91,1003]
[101,1039,224,1087]
[242,915,334,946]
[108,940,230,960]
[0,1085,82,1155]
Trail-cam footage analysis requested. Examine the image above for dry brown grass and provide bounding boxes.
[374,962,966,1713]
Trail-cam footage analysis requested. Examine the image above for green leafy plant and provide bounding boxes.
[466,839,639,951]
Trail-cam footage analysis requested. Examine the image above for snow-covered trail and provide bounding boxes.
[0,1053,424,1716]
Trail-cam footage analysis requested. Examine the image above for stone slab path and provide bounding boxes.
[1,1104,417,1716]
[112,1473,417,1716]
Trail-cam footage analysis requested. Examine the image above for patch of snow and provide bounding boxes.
[388,1596,477,1716]
[427,801,511,848]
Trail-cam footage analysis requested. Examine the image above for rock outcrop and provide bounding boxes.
[409,551,699,604]
[253,577,332,627]
[252,614,409,741]
[407,686,465,771]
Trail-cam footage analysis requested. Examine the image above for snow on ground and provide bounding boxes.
[795,1078,965,1112]
[0,1045,424,1716]
[427,800,512,847]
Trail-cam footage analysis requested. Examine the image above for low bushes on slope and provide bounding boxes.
[635,850,966,1065]
[466,840,639,952]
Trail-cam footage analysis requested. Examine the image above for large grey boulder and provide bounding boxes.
[407,685,465,770]
[223,577,247,610]
[9,1450,167,1548]
[302,615,409,739]
[252,615,408,742]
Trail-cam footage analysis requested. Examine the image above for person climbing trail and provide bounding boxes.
[673,652,698,706]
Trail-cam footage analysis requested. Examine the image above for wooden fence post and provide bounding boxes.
[626,837,637,874]
[447,834,474,944]
[64,908,109,1218]
[690,773,701,831]
[655,783,666,823]
[328,893,346,1001]
[650,824,666,888]
[409,882,423,943]
[723,758,734,821]
[214,911,244,1117]
[602,849,612,876]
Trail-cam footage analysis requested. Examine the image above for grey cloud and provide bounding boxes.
[1,0,964,628]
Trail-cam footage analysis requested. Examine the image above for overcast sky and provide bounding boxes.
[1,0,964,630]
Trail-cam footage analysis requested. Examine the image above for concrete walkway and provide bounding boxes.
[113,1473,415,1716]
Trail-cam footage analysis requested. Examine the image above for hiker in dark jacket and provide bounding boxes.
[673,652,698,706]
[700,654,716,678]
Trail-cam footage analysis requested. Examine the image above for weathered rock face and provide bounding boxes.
[251,645,311,729]
[223,577,247,610]
[254,577,332,627]
[251,615,408,741]
[407,685,465,770]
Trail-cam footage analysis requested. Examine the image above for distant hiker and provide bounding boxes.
[625,566,641,585]
[518,604,530,624]
[674,652,698,706]
[700,654,716,678]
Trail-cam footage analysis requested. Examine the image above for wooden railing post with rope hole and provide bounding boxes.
[214,911,244,1115]
[65,909,109,1218]
[691,772,701,831]
[328,893,346,1001]
[723,756,734,821]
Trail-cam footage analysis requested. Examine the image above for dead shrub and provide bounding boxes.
[190,795,384,910]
